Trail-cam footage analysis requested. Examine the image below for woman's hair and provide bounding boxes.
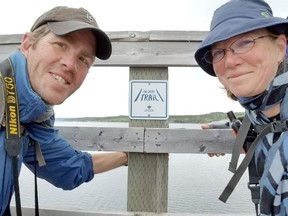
[226,28,288,101]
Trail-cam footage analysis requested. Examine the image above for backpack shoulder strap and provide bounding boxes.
[228,114,251,173]
[219,118,288,202]
[219,123,271,203]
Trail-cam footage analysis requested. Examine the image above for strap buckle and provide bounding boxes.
[247,182,260,204]
[248,182,260,216]
[270,120,288,133]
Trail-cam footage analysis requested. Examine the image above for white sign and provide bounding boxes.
[129,80,168,120]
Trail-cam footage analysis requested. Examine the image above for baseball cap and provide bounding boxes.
[31,6,112,60]
[194,0,288,76]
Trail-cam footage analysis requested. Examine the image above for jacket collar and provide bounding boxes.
[10,51,52,123]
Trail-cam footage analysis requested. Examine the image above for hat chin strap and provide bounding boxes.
[237,71,288,124]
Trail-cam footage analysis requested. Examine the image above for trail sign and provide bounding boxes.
[129,80,168,120]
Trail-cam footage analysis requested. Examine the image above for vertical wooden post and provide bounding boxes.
[127,67,169,213]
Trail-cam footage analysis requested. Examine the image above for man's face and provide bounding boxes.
[20,29,96,105]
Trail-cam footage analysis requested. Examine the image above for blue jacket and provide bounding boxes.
[0,51,94,215]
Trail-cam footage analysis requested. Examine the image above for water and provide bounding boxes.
[13,122,255,214]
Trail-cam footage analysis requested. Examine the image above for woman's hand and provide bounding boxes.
[201,120,229,157]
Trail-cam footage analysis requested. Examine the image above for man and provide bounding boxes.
[0,6,128,215]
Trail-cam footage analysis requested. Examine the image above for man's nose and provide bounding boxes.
[61,53,77,71]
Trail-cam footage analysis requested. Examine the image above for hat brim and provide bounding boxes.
[195,18,288,76]
[48,21,112,60]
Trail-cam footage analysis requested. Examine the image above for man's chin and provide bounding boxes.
[42,96,67,105]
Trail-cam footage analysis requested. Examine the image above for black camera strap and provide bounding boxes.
[0,58,22,216]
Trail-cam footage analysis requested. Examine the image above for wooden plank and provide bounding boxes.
[127,67,169,213]
[0,31,206,66]
[57,126,144,152]
[145,128,234,154]
[0,31,209,44]
[149,30,208,41]
[0,41,199,67]
[103,41,200,67]
[13,207,251,216]
[57,126,236,154]
[107,30,208,41]
[0,34,22,44]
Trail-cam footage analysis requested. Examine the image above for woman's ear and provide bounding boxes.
[20,32,34,57]
[276,34,287,61]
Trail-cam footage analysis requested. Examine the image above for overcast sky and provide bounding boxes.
[1,0,287,118]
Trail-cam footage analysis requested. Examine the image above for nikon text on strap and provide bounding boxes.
[0,58,22,216]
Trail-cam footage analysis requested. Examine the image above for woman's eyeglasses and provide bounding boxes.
[202,35,278,64]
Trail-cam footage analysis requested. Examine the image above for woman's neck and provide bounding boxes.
[261,103,280,119]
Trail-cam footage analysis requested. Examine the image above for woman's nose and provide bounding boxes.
[223,49,240,67]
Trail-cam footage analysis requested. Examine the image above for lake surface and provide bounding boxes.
[13,122,255,214]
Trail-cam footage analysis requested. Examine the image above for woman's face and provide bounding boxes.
[212,29,287,98]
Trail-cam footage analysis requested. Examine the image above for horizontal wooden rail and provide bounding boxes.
[11,207,250,216]
[0,31,208,67]
[57,126,235,154]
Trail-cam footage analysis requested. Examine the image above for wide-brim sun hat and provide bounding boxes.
[194,0,288,77]
[31,6,112,60]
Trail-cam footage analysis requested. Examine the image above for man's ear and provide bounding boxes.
[20,32,34,57]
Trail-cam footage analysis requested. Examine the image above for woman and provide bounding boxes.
[194,0,288,215]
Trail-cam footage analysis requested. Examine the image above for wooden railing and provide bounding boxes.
[12,125,236,216]
[2,31,242,215]
[58,126,235,154]
[0,30,208,66]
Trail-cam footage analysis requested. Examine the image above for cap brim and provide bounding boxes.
[195,18,288,76]
[48,21,112,60]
